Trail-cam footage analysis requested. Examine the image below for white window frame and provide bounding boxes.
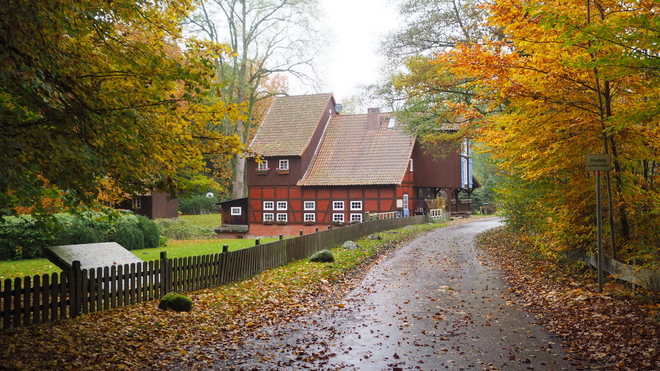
[350,213,363,222]
[231,207,242,216]
[132,197,141,209]
[278,159,289,171]
[333,201,344,210]
[276,213,288,222]
[333,213,344,223]
[263,213,274,222]
[350,201,362,210]
[304,213,315,222]
[304,201,316,210]
[257,160,269,170]
[409,159,414,172]
[263,201,274,210]
[277,201,287,210]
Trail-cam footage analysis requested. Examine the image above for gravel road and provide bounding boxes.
[198,218,582,370]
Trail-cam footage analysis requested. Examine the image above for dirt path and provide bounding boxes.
[182,218,583,370]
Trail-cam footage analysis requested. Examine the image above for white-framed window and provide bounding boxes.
[333,213,344,223]
[231,207,242,215]
[263,213,274,222]
[304,201,315,210]
[263,201,274,210]
[257,160,269,170]
[409,159,414,172]
[350,201,362,210]
[132,198,141,209]
[350,213,363,222]
[276,213,288,222]
[304,213,315,222]
[333,201,344,210]
[277,201,287,210]
[278,159,289,171]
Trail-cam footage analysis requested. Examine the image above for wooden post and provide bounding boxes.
[222,244,229,253]
[279,234,283,240]
[71,260,82,318]
[300,230,303,236]
[256,238,260,245]
[160,251,171,295]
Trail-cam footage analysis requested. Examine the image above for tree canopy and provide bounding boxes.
[394,0,660,263]
[1,0,244,215]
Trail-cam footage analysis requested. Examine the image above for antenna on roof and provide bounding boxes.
[334,103,343,114]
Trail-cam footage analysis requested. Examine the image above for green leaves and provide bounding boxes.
[1,0,244,214]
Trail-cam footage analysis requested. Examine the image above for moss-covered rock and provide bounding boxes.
[158,292,193,312]
[309,249,334,263]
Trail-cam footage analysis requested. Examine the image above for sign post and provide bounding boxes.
[585,154,611,293]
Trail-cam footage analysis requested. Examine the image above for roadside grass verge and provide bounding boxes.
[0,222,443,370]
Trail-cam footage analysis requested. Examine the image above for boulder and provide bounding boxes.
[158,292,193,312]
[342,240,361,250]
[366,234,382,240]
[310,250,335,263]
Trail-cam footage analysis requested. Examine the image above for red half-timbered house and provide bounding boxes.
[216,93,478,237]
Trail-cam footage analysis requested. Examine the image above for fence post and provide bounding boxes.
[299,230,303,236]
[222,244,229,253]
[160,252,171,295]
[255,238,260,246]
[279,234,283,240]
[71,260,82,318]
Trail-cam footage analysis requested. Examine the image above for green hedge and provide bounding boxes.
[0,212,162,261]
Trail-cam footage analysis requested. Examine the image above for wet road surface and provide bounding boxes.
[197,218,580,370]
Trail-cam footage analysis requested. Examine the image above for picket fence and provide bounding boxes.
[0,215,428,330]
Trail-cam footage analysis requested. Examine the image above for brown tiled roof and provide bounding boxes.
[249,93,332,157]
[298,113,415,186]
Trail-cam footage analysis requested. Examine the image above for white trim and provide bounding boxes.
[263,201,274,210]
[304,201,316,210]
[304,213,315,222]
[350,213,363,222]
[350,201,362,210]
[257,160,269,170]
[230,207,241,216]
[276,213,288,222]
[263,213,274,222]
[277,201,287,210]
[333,213,344,222]
[278,159,289,170]
[333,201,344,210]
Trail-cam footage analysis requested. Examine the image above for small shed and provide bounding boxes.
[216,198,249,226]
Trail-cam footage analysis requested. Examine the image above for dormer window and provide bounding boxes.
[278,159,289,171]
[257,160,269,170]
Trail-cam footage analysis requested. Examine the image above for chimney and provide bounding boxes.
[367,108,380,131]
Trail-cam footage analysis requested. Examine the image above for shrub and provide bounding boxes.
[0,216,56,260]
[309,250,334,263]
[109,222,145,251]
[136,215,160,249]
[54,217,102,246]
[178,194,218,215]
[158,292,193,312]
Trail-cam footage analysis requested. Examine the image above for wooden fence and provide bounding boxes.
[0,215,428,330]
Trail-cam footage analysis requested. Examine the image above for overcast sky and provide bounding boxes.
[315,0,398,105]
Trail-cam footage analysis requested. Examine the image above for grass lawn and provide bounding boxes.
[0,237,281,281]
[177,214,223,229]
